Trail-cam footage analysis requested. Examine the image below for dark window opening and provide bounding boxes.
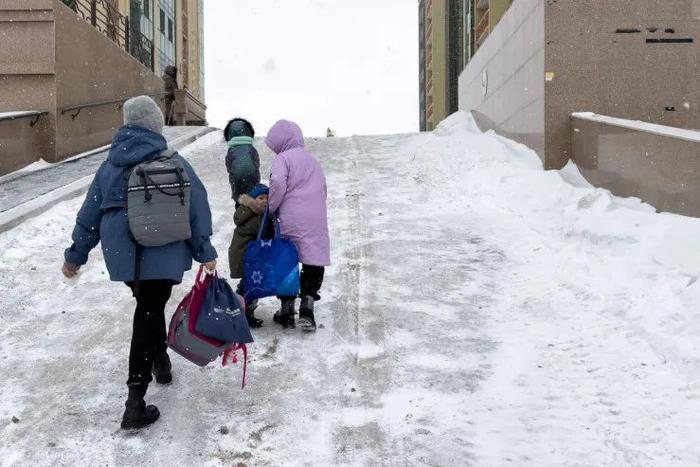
[646,38,693,44]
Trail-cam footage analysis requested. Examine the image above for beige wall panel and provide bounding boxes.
[0,0,53,9]
[0,10,54,75]
[0,116,53,174]
[0,1,57,169]
[0,75,56,113]
[458,0,545,158]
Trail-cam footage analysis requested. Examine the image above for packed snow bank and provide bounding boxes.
[406,112,700,463]
[416,110,700,362]
[0,159,51,183]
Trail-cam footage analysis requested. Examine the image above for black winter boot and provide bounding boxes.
[298,295,316,332]
[245,300,263,328]
[121,385,160,430]
[152,352,172,385]
[273,298,296,329]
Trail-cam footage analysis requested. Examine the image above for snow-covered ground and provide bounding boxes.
[2,113,700,466]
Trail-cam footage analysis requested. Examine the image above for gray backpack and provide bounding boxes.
[127,150,192,247]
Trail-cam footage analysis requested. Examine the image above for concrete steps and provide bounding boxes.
[0,126,216,232]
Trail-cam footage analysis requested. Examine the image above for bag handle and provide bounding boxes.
[256,208,282,241]
[194,265,217,288]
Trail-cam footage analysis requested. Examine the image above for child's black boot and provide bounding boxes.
[273,298,296,328]
[246,299,263,328]
[298,295,317,332]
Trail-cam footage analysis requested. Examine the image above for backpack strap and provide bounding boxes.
[160,149,177,159]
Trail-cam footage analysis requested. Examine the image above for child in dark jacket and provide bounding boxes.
[224,118,260,203]
[229,184,273,328]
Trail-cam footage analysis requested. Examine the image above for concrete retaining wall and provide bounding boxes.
[571,113,700,217]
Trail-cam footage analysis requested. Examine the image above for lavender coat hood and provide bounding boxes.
[265,120,330,266]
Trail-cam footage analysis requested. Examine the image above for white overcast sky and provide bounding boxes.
[204,0,418,137]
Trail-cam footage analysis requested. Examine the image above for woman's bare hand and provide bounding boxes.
[62,262,80,278]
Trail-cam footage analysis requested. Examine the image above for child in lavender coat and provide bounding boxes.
[265,119,330,331]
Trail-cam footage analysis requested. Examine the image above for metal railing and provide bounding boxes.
[475,9,490,47]
[65,0,154,71]
[59,92,168,120]
[0,111,49,127]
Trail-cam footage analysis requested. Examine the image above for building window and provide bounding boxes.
[129,0,154,69]
[158,0,177,76]
[140,0,153,40]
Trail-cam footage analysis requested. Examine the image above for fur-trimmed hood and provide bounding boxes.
[237,194,265,214]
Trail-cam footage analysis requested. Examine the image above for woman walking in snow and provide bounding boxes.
[264,119,330,331]
[61,96,218,430]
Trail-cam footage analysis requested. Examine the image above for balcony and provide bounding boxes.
[64,0,154,71]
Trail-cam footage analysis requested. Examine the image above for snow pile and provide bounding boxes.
[384,112,700,463]
[0,159,52,183]
[432,109,482,136]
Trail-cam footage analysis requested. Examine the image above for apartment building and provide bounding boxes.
[463,0,513,62]
[418,0,465,131]
[419,0,513,131]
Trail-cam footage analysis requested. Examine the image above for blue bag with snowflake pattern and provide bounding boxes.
[243,209,300,300]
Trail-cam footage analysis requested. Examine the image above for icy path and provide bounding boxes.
[2,114,700,466]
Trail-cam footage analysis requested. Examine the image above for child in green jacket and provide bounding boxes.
[229,184,270,327]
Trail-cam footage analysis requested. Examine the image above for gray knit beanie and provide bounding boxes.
[123,95,165,134]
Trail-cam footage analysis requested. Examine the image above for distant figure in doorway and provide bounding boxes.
[163,65,178,125]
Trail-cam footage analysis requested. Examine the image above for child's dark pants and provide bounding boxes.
[278,264,325,301]
[300,265,325,300]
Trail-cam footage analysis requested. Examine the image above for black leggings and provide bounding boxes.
[125,280,174,387]
[279,264,325,301]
